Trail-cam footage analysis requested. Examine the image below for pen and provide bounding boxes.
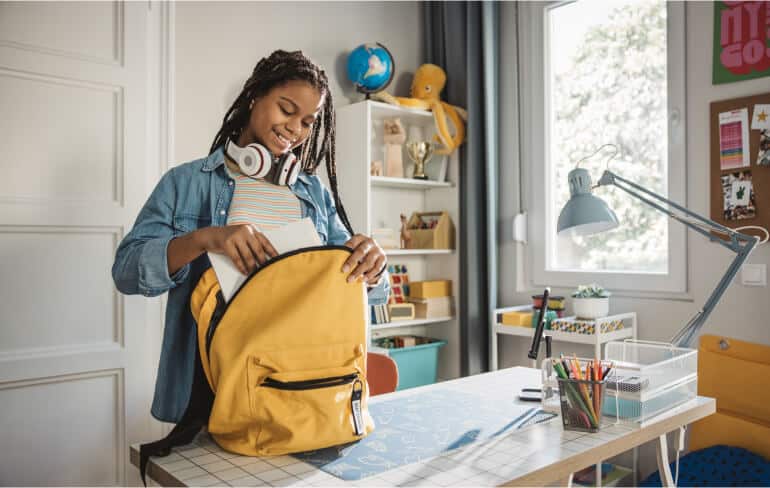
[602,361,614,380]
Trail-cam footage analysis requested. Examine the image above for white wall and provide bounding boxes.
[173,1,423,164]
[499,2,770,369]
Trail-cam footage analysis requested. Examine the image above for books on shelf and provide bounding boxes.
[370,304,390,325]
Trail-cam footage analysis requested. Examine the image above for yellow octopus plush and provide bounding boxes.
[372,64,467,155]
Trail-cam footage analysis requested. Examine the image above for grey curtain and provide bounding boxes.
[424,2,499,376]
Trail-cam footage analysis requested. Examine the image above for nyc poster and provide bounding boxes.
[713,1,770,84]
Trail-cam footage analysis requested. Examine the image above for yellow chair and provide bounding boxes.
[690,334,770,459]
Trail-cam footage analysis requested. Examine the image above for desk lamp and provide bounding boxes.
[557,160,760,347]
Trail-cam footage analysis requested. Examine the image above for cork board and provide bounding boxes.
[710,92,770,240]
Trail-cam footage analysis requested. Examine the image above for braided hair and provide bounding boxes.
[209,50,353,235]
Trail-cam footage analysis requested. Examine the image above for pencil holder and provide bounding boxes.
[557,377,606,433]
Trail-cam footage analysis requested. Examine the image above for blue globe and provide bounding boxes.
[346,43,395,94]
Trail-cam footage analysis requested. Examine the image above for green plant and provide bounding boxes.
[571,284,610,299]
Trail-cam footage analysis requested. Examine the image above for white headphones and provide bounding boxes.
[225,139,302,186]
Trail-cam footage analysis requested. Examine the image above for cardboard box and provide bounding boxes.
[501,311,533,327]
[405,211,455,249]
[409,280,452,299]
[387,303,415,321]
[408,296,453,318]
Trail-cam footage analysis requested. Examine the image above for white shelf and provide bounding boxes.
[372,316,454,330]
[371,176,453,190]
[385,248,453,256]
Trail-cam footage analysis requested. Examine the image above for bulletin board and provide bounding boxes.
[710,92,770,239]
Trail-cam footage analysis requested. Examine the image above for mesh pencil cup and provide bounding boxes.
[557,377,606,433]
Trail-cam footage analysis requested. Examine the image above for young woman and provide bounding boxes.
[112,50,389,423]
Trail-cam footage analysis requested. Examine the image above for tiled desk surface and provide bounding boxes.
[131,367,715,487]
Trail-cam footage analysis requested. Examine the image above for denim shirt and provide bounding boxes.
[112,147,389,423]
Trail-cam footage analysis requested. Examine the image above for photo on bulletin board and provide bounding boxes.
[721,170,756,221]
[752,104,770,167]
[712,1,770,85]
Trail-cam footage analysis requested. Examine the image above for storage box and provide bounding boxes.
[387,303,415,321]
[551,317,625,334]
[408,296,453,318]
[373,336,447,390]
[409,280,452,298]
[602,340,698,424]
[501,310,533,327]
[405,211,455,249]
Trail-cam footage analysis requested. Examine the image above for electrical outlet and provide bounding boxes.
[741,264,766,287]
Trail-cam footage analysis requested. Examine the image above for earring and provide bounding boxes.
[248,99,254,110]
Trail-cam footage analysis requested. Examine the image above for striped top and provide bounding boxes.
[225,162,301,230]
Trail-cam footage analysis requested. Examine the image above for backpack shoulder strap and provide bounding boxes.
[138,338,214,486]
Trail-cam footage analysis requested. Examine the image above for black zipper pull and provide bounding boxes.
[351,379,364,436]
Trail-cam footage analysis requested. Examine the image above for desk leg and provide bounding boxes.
[656,433,674,487]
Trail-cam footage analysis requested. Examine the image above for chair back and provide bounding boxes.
[366,352,399,395]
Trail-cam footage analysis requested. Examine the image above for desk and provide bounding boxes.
[131,367,714,487]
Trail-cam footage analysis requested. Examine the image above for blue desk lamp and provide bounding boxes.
[557,163,761,347]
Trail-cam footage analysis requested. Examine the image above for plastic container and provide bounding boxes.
[373,336,447,390]
[603,340,697,424]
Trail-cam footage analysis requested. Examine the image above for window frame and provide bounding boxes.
[519,0,688,294]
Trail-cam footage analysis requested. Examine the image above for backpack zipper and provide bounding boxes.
[261,373,366,436]
[261,372,359,390]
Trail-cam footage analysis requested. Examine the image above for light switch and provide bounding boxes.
[741,264,766,287]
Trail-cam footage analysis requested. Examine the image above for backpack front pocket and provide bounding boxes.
[247,361,368,455]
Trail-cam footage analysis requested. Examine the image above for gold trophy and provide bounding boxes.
[405,141,434,180]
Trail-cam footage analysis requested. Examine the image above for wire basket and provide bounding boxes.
[603,340,697,424]
[557,377,606,433]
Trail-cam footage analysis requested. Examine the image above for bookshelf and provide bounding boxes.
[336,100,461,383]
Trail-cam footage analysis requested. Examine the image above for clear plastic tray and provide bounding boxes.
[603,340,697,423]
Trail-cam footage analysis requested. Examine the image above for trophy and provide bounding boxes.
[405,141,434,180]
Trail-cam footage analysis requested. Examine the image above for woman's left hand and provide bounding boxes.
[342,234,387,285]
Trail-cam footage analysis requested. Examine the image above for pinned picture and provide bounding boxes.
[721,171,756,221]
[758,130,770,167]
[751,104,770,130]
[719,109,750,170]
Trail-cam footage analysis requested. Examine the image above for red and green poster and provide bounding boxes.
[713,1,770,84]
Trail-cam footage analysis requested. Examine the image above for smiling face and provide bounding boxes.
[238,79,324,157]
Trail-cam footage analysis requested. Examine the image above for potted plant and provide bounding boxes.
[571,284,610,320]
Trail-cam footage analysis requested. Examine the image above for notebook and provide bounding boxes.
[208,217,322,302]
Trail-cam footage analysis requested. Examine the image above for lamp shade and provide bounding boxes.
[557,168,619,237]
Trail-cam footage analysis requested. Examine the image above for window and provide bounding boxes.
[519,0,686,293]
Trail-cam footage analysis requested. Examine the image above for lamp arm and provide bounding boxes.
[597,170,759,347]
[599,170,755,253]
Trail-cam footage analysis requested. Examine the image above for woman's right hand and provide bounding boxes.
[199,225,278,275]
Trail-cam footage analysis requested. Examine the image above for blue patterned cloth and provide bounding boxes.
[293,389,556,481]
[641,445,770,487]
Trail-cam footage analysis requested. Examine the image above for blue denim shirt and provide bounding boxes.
[112,147,389,423]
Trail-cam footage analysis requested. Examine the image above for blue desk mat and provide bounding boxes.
[293,389,556,481]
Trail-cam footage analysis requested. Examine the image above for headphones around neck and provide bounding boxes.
[225,139,302,186]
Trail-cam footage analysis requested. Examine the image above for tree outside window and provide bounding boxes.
[548,0,669,273]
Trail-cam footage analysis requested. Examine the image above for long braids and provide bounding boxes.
[209,50,354,235]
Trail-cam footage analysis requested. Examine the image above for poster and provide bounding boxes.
[719,108,750,170]
[722,170,756,220]
[713,2,770,85]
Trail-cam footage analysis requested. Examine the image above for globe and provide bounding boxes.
[346,43,395,95]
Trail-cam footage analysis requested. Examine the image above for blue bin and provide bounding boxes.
[375,337,447,390]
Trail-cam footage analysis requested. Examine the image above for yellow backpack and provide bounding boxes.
[139,246,375,484]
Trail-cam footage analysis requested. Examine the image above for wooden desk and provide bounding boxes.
[131,367,714,487]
